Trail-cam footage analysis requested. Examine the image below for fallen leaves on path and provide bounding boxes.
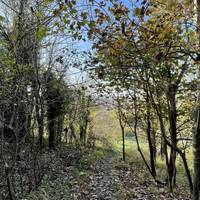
[72,155,191,200]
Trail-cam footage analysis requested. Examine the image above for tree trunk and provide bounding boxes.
[147,74,193,192]
[167,85,177,192]
[80,126,84,143]
[146,90,156,178]
[82,113,89,145]
[48,110,56,149]
[117,98,126,162]
[152,128,157,162]
[34,92,44,148]
[193,0,200,199]
[5,163,16,200]
[57,115,64,144]
[69,123,76,144]
[121,125,125,162]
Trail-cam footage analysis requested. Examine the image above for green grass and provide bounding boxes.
[112,134,193,190]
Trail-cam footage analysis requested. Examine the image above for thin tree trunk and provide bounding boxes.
[193,1,200,199]
[57,115,64,144]
[69,123,76,144]
[35,95,44,148]
[121,125,125,162]
[146,90,156,177]
[5,163,16,200]
[152,128,157,162]
[83,115,89,145]
[117,98,126,162]
[48,112,56,149]
[167,85,177,192]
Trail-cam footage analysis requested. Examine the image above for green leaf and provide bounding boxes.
[36,26,48,39]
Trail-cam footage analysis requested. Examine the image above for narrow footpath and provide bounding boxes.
[71,154,191,200]
[72,155,118,200]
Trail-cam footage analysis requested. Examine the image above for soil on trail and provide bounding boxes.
[71,154,191,200]
[72,155,118,200]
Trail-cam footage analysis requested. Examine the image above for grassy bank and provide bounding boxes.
[113,135,193,191]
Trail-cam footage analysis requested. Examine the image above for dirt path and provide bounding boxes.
[71,153,191,200]
[72,155,118,200]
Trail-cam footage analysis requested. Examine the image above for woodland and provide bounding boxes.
[0,0,200,199]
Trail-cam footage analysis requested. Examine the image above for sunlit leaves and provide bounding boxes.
[36,26,48,39]
[108,4,128,20]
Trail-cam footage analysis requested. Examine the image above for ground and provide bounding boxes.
[71,153,191,200]
[24,146,191,200]
[71,155,117,200]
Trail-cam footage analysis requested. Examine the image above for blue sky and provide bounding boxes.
[69,0,141,84]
